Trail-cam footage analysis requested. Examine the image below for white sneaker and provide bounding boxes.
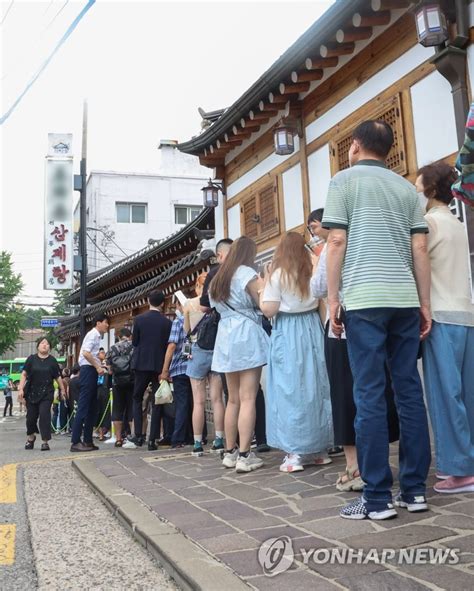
[222,448,239,468]
[122,440,138,449]
[105,436,117,444]
[280,454,304,473]
[235,451,263,473]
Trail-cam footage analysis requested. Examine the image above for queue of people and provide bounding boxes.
[15,117,473,523]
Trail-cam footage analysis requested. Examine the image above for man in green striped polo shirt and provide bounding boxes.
[322,120,432,521]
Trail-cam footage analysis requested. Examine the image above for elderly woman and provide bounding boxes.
[416,162,474,494]
[18,337,66,451]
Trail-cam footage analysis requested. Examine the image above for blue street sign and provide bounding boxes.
[40,318,59,328]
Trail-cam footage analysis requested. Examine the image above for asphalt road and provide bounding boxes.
[0,407,179,591]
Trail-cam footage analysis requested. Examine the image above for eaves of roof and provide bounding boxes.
[177,0,368,155]
[65,206,213,304]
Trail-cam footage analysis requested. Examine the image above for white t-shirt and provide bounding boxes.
[78,327,101,367]
[262,268,318,313]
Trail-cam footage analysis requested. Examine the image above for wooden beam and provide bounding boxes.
[249,109,277,120]
[239,119,261,131]
[352,10,391,27]
[268,92,291,104]
[291,69,323,83]
[223,134,243,144]
[336,26,373,43]
[320,42,355,58]
[231,126,253,138]
[371,0,410,10]
[243,115,269,126]
[259,100,286,112]
[305,56,339,70]
[279,81,310,95]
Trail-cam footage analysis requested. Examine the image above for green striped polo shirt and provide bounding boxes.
[322,160,428,311]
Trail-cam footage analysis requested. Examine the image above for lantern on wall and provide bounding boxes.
[273,121,296,155]
[201,179,224,207]
[415,2,449,47]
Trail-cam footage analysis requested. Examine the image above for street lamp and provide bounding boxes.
[415,2,449,47]
[273,121,296,155]
[201,179,225,208]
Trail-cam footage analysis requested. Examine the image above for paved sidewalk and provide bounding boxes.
[85,447,474,590]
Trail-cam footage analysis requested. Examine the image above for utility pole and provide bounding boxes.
[79,100,88,341]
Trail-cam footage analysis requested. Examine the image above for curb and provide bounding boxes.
[72,459,250,591]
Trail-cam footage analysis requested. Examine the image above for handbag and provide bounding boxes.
[196,309,220,350]
[155,379,173,405]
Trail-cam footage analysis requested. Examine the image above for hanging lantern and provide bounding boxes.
[273,122,296,156]
[415,2,449,47]
[201,179,221,208]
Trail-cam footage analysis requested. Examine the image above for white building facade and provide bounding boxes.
[76,141,209,272]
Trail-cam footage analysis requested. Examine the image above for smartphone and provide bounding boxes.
[335,305,343,325]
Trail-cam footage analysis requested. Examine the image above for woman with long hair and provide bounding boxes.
[184,272,224,455]
[209,236,269,472]
[416,162,474,494]
[18,337,66,451]
[261,232,333,473]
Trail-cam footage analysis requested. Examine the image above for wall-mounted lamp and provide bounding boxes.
[415,2,449,47]
[273,118,303,156]
[201,179,225,208]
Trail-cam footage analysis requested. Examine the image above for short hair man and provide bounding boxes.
[71,313,109,452]
[160,300,193,448]
[323,119,432,520]
[126,291,172,449]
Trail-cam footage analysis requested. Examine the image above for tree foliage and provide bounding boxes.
[0,251,24,356]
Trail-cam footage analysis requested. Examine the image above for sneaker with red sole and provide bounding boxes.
[434,476,474,494]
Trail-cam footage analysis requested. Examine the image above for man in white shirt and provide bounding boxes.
[70,313,109,452]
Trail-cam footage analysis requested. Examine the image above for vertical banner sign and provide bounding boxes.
[44,134,74,290]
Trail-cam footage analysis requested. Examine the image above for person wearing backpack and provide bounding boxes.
[106,327,134,448]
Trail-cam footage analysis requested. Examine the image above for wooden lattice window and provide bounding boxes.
[241,179,280,243]
[330,94,407,176]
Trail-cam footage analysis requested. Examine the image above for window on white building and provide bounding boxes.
[175,205,202,225]
[116,202,147,223]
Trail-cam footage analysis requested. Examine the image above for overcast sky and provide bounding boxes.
[0,0,334,305]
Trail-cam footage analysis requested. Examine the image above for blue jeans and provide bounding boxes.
[423,322,474,476]
[345,308,431,511]
[71,365,99,445]
[171,374,192,445]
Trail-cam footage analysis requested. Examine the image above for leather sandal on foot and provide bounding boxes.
[336,467,365,492]
[25,436,36,450]
[41,442,50,451]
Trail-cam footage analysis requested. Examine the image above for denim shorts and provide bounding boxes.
[185,343,215,380]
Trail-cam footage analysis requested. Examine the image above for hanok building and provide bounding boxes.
[57,207,214,364]
[177,0,474,276]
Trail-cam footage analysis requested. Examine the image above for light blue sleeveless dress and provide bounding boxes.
[210,265,269,373]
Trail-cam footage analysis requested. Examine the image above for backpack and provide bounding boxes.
[108,341,133,384]
[196,309,220,350]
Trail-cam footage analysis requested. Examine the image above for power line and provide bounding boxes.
[0,0,96,126]
[0,0,14,26]
[86,232,114,264]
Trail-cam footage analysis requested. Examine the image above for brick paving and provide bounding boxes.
[89,447,474,590]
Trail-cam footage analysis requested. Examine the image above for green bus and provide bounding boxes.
[0,357,66,389]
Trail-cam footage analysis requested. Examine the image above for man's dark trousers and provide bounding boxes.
[71,365,99,444]
[171,374,192,445]
[133,371,174,442]
[345,307,431,512]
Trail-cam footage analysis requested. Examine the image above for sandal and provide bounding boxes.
[25,436,36,450]
[114,439,123,448]
[41,443,50,451]
[336,466,365,492]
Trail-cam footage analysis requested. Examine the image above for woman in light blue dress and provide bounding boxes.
[260,232,333,473]
[209,236,269,473]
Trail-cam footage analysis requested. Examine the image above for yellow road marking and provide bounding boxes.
[0,524,16,566]
[0,464,16,504]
